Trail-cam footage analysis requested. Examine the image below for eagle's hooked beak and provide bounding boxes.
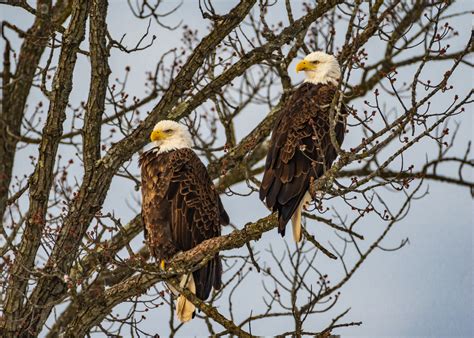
[150,130,164,142]
[296,60,316,72]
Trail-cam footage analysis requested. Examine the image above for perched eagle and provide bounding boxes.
[259,51,347,242]
[140,120,229,322]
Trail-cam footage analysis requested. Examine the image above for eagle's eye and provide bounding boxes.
[311,60,320,64]
[164,129,173,133]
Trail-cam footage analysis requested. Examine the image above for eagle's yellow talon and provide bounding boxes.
[160,259,166,270]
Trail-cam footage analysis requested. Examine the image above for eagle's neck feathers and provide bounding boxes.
[304,74,339,86]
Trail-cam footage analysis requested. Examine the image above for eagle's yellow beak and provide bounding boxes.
[296,60,316,72]
[150,130,164,142]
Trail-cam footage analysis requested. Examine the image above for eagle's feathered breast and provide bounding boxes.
[260,82,346,237]
[140,148,229,300]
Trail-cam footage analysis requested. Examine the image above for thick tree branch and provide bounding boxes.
[2,1,89,335]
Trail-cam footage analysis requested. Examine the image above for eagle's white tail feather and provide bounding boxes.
[291,191,312,242]
[291,205,303,242]
[176,273,196,323]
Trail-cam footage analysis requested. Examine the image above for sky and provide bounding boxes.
[0,1,473,337]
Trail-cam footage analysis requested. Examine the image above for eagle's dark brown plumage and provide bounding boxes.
[140,146,229,318]
[259,81,346,240]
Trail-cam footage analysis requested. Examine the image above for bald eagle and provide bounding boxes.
[259,51,347,242]
[140,120,229,322]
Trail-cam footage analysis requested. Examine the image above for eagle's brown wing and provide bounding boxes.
[259,82,346,236]
[140,148,229,300]
[140,149,179,259]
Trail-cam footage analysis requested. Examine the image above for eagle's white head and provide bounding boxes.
[296,51,341,86]
[150,120,192,153]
